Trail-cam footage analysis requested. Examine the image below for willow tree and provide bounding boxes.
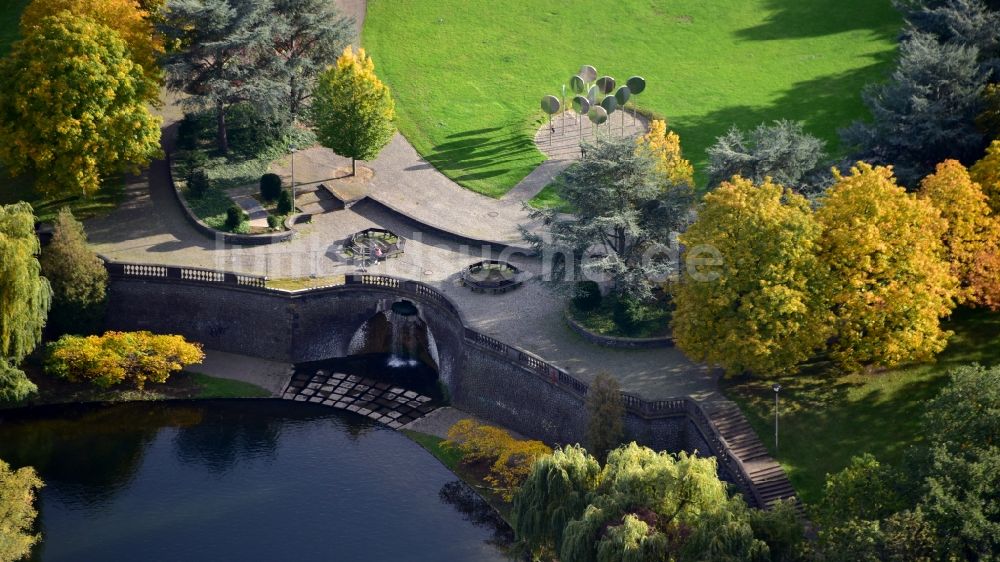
[310,46,396,175]
[0,459,43,561]
[513,443,799,561]
[0,203,51,402]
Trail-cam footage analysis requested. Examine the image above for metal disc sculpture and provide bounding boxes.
[540,95,561,143]
[572,95,591,141]
[600,95,618,135]
[540,66,648,143]
[626,75,646,125]
[615,86,631,133]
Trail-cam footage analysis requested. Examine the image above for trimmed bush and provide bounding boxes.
[260,173,282,201]
[187,168,210,198]
[225,205,248,230]
[266,214,281,229]
[572,281,602,311]
[612,295,651,333]
[176,114,199,151]
[277,189,294,215]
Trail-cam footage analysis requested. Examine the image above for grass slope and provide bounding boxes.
[723,307,1000,505]
[364,0,900,197]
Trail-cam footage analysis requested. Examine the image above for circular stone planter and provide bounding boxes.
[563,307,673,349]
[460,260,524,294]
[344,228,405,261]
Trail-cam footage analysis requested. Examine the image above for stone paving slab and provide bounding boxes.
[282,368,438,429]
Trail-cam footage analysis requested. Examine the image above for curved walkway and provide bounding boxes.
[83,0,719,402]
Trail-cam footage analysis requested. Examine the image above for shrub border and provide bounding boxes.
[563,306,674,349]
[167,152,304,246]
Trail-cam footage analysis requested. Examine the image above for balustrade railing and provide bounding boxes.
[103,260,766,505]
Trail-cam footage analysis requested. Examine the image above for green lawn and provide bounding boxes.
[187,373,272,399]
[0,164,125,222]
[364,0,900,197]
[722,307,1000,505]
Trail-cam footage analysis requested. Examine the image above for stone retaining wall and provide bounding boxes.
[103,261,762,506]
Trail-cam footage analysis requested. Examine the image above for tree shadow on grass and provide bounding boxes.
[734,0,900,42]
[674,52,895,164]
[423,126,538,175]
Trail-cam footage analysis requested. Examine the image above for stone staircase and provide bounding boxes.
[703,401,800,510]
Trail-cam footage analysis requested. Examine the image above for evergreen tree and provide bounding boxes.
[40,208,108,336]
[161,0,285,154]
[0,459,43,561]
[673,176,830,376]
[707,120,828,194]
[0,13,161,197]
[272,0,355,119]
[523,136,694,302]
[585,373,625,462]
[310,46,396,175]
[841,32,986,187]
[896,0,1000,73]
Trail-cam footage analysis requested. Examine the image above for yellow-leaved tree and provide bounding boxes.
[970,139,1000,214]
[636,119,694,187]
[445,419,552,501]
[672,176,830,376]
[46,331,204,389]
[0,13,161,197]
[21,0,163,81]
[310,46,396,176]
[918,159,1000,307]
[817,163,957,371]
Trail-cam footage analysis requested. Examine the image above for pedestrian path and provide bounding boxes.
[226,189,269,228]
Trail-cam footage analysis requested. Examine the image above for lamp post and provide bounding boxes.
[772,383,782,454]
[289,146,297,210]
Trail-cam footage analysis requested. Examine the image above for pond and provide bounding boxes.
[0,401,514,561]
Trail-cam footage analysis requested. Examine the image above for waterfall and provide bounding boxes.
[387,301,420,368]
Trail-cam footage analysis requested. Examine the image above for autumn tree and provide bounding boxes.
[40,208,109,336]
[707,120,828,194]
[162,0,284,154]
[444,419,551,502]
[636,119,694,187]
[918,159,1000,307]
[20,0,164,80]
[310,46,396,175]
[585,373,625,463]
[46,331,205,389]
[0,13,161,197]
[970,138,1000,213]
[673,176,830,376]
[272,0,355,119]
[0,459,43,562]
[816,163,957,371]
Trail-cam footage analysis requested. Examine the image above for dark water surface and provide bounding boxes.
[0,401,512,561]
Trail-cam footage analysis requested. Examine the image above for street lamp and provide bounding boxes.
[772,383,782,454]
[289,146,297,211]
